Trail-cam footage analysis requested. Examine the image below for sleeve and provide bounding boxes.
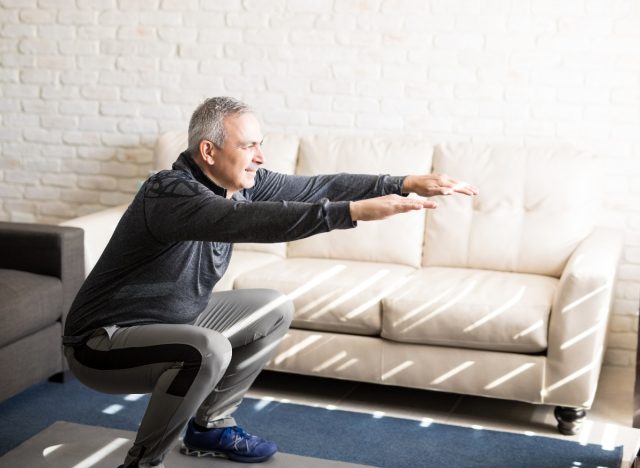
[142,173,355,244]
[247,169,407,202]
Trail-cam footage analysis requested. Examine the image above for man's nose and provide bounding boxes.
[253,145,265,164]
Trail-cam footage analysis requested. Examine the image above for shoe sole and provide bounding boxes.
[180,444,274,463]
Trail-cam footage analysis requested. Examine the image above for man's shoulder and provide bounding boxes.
[145,169,207,199]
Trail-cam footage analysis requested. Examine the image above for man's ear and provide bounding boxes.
[199,140,216,166]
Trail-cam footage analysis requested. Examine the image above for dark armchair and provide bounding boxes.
[0,222,84,401]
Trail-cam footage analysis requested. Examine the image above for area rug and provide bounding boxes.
[0,377,623,468]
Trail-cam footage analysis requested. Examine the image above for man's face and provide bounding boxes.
[205,112,264,196]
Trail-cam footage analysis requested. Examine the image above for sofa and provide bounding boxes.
[62,131,622,435]
[0,222,84,401]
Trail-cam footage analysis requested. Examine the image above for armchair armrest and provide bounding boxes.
[60,204,128,276]
[0,222,84,317]
[544,227,623,407]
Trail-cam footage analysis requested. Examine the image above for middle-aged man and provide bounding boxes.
[63,96,478,468]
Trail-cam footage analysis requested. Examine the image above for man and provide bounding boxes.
[63,96,478,468]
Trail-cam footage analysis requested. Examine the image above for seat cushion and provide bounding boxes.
[381,267,558,353]
[234,258,417,336]
[0,269,63,347]
[213,250,282,292]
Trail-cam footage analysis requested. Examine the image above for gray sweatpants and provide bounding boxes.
[64,288,294,468]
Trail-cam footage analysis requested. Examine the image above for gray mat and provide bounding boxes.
[0,421,370,468]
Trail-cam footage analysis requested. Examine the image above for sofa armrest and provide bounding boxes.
[60,204,128,277]
[544,227,623,407]
[0,222,85,318]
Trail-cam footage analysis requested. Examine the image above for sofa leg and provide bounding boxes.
[48,372,65,384]
[554,406,586,435]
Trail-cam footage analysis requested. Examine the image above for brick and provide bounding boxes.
[42,173,76,187]
[356,113,403,130]
[38,25,75,40]
[603,349,633,367]
[100,102,138,116]
[62,159,101,175]
[60,100,99,115]
[184,13,226,28]
[36,55,75,69]
[116,148,152,164]
[290,30,335,46]
[311,79,355,95]
[507,16,557,33]
[25,186,60,200]
[100,191,134,206]
[78,25,116,40]
[200,0,241,10]
[19,10,54,24]
[18,38,56,54]
[610,315,635,333]
[161,0,197,9]
[20,68,55,84]
[244,29,287,45]
[77,175,118,190]
[59,39,99,55]
[23,100,58,115]
[429,65,477,84]
[22,128,62,144]
[118,0,159,10]
[5,170,38,185]
[263,110,308,126]
[453,119,503,135]
[485,33,536,51]
[309,111,354,127]
[434,33,484,50]
[63,131,102,146]
[79,116,117,132]
[58,10,96,25]
[60,189,102,204]
[60,71,98,86]
[121,87,159,103]
[336,30,380,47]
[226,12,269,28]
[77,146,117,161]
[42,85,80,100]
[39,201,77,218]
[3,84,39,98]
[99,11,139,26]
[117,118,158,134]
[102,133,141,147]
[0,184,24,199]
[264,76,306,94]
[140,11,182,25]
[3,113,39,128]
[1,24,36,38]
[2,0,36,7]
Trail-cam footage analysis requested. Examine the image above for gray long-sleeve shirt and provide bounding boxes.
[63,152,406,344]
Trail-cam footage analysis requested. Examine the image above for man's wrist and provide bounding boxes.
[401,175,414,194]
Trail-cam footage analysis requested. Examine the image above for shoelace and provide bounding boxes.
[224,426,258,452]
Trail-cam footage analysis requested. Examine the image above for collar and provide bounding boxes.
[172,151,227,198]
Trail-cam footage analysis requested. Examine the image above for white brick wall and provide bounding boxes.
[1,0,639,366]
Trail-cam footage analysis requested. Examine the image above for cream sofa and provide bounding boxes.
[62,132,622,435]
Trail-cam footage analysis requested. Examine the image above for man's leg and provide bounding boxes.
[192,288,294,427]
[65,324,232,468]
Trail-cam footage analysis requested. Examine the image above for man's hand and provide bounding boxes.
[402,174,479,197]
[350,194,438,222]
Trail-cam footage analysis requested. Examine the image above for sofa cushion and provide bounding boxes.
[0,269,63,347]
[287,136,432,268]
[234,258,417,336]
[213,250,282,292]
[381,267,558,353]
[423,143,599,277]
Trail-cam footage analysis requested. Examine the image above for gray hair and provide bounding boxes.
[187,96,252,155]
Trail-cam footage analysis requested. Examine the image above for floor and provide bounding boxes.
[247,365,640,467]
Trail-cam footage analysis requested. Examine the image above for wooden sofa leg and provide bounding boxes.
[554,406,586,435]
[48,372,65,384]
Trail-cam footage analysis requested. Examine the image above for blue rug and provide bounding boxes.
[0,376,623,468]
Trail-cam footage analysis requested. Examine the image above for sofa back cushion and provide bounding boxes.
[287,136,433,268]
[153,131,299,257]
[423,143,600,277]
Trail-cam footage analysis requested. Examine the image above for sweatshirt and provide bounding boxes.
[63,152,406,345]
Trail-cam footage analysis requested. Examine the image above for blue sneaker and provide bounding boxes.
[181,418,277,463]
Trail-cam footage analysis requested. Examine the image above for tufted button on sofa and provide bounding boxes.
[63,132,622,435]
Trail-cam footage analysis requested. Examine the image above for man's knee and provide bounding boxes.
[258,289,294,328]
[198,330,232,377]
